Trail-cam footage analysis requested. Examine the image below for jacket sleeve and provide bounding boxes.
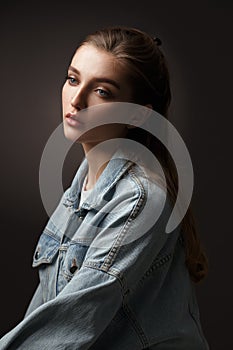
[0,185,178,350]
[23,283,44,318]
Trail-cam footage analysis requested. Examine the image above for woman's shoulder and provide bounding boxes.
[121,161,167,204]
[106,161,170,232]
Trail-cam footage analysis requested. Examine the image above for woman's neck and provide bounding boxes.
[82,142,115,190]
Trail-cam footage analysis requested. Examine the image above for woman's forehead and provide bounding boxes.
[71,45,117,71]
[69,44,132,90]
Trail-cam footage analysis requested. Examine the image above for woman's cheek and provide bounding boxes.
[62,84,71,102]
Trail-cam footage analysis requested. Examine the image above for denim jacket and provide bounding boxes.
[0,150,209,349]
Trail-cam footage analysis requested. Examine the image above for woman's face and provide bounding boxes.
[62,44,133,148]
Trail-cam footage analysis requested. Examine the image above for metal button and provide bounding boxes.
[35,251,40,259]
[70,258,78,274]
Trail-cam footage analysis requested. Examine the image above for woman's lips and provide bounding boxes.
[65,113,81,127]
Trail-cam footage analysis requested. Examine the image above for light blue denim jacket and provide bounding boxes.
[0,150,209,349]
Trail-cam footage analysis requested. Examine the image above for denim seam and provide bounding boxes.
[123,302,149,348]
[140,252,173,282]
[83,264,149,347]
[188,300,208,345]
[100,169,146,272]
[83,263,129,295]
[44,225,66,242]
[106,267,129,296]
[43,229,60,243]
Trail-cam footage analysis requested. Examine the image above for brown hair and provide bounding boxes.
[81,26,208,283]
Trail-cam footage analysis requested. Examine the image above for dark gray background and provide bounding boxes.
[0,1,232,348]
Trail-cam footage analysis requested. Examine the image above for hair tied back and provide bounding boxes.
[153,37,162,46]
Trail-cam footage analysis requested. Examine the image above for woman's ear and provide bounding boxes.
[127,104,153,129]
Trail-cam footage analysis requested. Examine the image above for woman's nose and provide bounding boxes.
[71,87,87,110]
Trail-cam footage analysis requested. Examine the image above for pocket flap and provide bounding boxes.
[32,232,60,267]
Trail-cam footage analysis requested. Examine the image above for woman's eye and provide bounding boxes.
[65,76,78,85]
[96,89,110,98]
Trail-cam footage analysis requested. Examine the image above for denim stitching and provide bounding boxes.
[101,168,146,272]
[140,252,173,283]
[82,263,150,348]
[123,303,149,347]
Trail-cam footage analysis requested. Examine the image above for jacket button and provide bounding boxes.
[70,258,78,274]
[35,251,40,259]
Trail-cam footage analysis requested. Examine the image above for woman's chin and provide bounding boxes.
[63,124,82,143]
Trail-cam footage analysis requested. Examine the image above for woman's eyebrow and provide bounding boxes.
[68,66,80,75]
[68,65,121,90]
[94,78,120,90]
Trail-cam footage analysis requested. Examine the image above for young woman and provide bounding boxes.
[0,26,209,349]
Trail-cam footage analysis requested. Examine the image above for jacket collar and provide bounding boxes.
[63,149,134,210]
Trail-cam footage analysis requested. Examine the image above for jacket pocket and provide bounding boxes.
[32,231,61,301]
[62,242,89,281]
[32,231,60,267]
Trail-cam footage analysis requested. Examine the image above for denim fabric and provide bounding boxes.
[0,150,209,349]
